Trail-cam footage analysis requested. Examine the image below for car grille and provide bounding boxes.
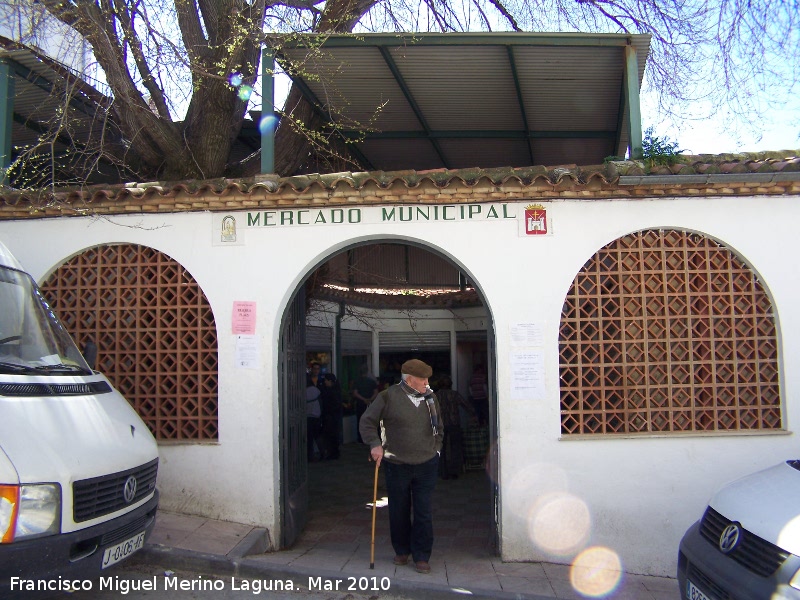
[100,514,153,546]
[687,563,730,600]
[0,381,112,396]
[73,458,158,522]
[699,506,789,577]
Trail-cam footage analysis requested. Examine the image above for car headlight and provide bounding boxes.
[0,484,61,543]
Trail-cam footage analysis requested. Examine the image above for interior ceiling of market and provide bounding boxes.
[307,243,481,309]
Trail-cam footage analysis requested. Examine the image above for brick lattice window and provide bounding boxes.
[559,229,781,435]
[40,244,219,440]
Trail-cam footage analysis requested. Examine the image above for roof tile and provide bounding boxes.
[1,151,798,220]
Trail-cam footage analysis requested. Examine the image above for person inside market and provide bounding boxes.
[305,384,323,461]
[434,374,477,480]
[319,372,343,460]
[351,363,379,443]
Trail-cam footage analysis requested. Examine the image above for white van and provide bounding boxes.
[678,460,800,600]
[0,241,159,594]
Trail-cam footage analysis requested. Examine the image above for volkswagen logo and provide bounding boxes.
[123,476,138,503]
[719,523,742,554]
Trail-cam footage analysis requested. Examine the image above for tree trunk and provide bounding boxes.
[273,87,321,176]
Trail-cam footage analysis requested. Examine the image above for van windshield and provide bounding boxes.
[0,265,92,375]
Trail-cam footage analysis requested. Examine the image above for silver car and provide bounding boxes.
[678,460,800,599]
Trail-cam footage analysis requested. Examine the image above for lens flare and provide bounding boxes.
[237,85,253,101]
[570,546,623,598]
[228,72,243,87]
[528,492,591,557]
[259,115,279,135]
[507,463,570,521]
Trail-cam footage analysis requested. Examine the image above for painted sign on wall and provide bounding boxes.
[212,202,552,244]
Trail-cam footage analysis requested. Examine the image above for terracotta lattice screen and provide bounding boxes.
[559,229,781,435]
[41,244,219,440]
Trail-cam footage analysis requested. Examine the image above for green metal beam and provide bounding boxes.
[624,45,643,159]
[506,46,534,165]
[613,61,627,159]
[0,59,13,183]
[277,32,647,49]
[271,49,374,171]
[378,46,449,168]
[261,47,275,174]
[341,130,617,140]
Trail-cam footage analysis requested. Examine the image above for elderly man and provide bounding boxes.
[359,359,443,574]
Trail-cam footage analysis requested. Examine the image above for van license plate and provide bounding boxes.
[687,580,712,600]
[101,531,146,569]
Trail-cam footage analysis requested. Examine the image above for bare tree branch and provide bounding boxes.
[482,0,521,31]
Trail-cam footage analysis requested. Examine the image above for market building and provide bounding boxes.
[1,32,799,577]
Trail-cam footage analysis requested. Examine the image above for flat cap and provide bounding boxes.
[401,359,433,378]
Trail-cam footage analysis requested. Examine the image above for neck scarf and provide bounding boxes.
[399,381,439,435]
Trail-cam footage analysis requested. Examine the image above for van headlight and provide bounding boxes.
[0,484,61,543]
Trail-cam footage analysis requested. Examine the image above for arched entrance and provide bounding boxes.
[278,239,498,556]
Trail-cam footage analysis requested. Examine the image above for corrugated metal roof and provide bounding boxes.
[0,37,126,185]
[276,32,650,170]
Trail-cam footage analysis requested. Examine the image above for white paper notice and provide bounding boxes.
[510,350,545,400]
[235,335,260,369]
[510,322,544,347]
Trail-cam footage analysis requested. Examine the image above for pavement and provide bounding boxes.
[135,443,679,599]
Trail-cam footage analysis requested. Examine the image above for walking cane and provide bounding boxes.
[370,458,380,569]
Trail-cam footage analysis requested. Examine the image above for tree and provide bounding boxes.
[2,0,798,185]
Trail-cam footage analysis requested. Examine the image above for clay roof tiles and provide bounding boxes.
[0,152,798,220]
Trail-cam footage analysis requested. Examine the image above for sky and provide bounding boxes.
[640,92,800,156]
[677,120,799,155]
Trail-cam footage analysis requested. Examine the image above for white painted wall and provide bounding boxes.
[1,193,797,576]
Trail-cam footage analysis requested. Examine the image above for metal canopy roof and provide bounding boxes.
[0,37,127,185]
[276,32,650,171]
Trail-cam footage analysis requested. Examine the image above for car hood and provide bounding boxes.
[0,446,18,484]
[710,461,800,557]
[0,375,158,485]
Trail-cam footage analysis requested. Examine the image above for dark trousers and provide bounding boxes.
[383,454,439,562]
[307,417,321,460]
[321,412,341,459]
